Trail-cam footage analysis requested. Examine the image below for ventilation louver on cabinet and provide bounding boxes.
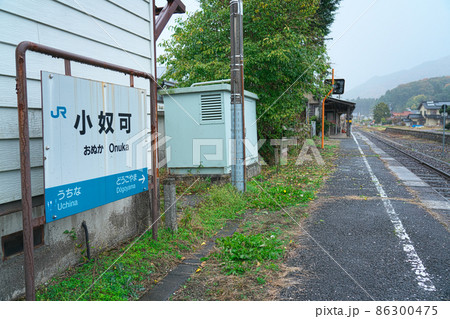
[201,93,223,122]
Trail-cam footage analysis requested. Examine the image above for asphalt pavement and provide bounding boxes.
[280,133,449,301]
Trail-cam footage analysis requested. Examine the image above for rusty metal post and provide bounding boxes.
[14,40,161,299]
[64,59,71,76]
[155,0,186,40]
[15,42,36,301]
[151,0,160,240]
[150,78,159,240]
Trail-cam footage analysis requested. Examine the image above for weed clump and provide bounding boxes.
[215,233,285,275]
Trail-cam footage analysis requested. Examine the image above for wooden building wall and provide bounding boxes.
[0,0,155,205]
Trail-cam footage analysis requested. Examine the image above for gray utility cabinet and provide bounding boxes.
[161,84,259,175]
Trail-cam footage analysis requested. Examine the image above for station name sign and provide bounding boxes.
[41,72,149,223]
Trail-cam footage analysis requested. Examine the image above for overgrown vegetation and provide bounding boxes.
[310,115,331,136]
[215,232,285,275]
[35,139,339,301]
[36,185,246,301]
[159,0,341,161]
[172,139,339,300]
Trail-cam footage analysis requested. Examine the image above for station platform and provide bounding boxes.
[329,132,350,139]
[281,132,449,300]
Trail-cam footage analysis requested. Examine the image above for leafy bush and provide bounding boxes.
[246,180,314,210]
[310,115,331,135]
[215,233,285,275]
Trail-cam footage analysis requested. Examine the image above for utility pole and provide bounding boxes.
[230,0,246,192]
[322,69,334,149]
[441,104,447,157]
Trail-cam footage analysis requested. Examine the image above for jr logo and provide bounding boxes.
[51,106,67,119]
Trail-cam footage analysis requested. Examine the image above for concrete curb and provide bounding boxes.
[139,218,242,301]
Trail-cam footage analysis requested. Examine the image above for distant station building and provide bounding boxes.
[307,96,355,137]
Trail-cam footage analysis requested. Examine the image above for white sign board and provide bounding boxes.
[41,72,149,223]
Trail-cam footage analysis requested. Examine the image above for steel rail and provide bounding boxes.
[367,131,450,179]
[372,130,450,167]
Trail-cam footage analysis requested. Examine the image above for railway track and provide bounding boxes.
[361,130,450,200]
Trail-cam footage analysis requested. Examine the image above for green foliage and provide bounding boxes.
[245,146,332,210]
[405,94,428,110]
[63,228,88,262]
[63,228,77,241]
[310,115,331,135]
[37,185,246,301]
[354,77,450,114]
[159,0,341,161]
[256,277,266,285]
[378,76,450,112]
[188,177,212,194]
[372,102,391,124]
[197,184,247,233]
[37,141,340,301]
[312,0,341,35]
[215,232,285,275]
[247,180,314,210]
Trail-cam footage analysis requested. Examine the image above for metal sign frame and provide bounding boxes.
[41,72,149,223]
[15,41,160,300]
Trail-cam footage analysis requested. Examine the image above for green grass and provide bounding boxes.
[36,139,339,301]
[36,185,246,301]
[200,140,338,283]
[246,180,315,210]
[214,232,285,275]
[245,147,331,211]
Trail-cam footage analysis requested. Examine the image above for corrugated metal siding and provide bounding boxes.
[0,0,154,204]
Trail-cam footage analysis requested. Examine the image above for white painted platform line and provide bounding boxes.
[352,133,436,292]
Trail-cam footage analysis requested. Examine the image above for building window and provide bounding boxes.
[1,226,44,260]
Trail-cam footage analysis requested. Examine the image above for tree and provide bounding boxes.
[378,76,450,111]
[159,0,341,160]
[372,102,391,124]
[312,0,341,35]
[405,94,427,110]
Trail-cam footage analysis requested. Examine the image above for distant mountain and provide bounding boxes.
[352,76,450,115]
[378,76,450,112]
[345,55,450,99]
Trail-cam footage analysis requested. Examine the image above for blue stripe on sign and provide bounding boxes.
[45,168,148,223]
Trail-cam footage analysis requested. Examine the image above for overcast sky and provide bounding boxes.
[157,0,450,91]
[327,0,450,91]
[155,0,200,58]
